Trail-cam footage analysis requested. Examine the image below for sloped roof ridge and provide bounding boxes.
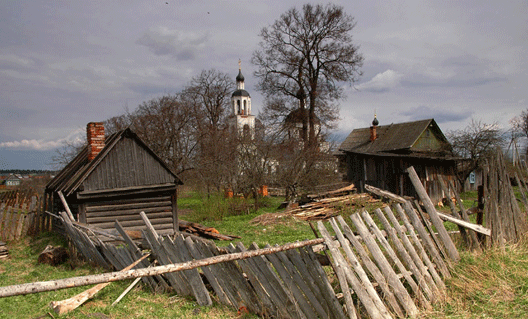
[46,128,182,196]
[338,118,435,154]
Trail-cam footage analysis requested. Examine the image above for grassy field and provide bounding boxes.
[1,190,527,318]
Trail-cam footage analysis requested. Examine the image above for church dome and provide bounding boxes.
[236,69,245,82]
[372,115,379,126]
[232,89,250,98]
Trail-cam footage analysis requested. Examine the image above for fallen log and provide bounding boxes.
[0,238,324,298]
[49,253,150,315]
[38,245,68,266]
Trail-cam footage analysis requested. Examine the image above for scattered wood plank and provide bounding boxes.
[436,212,491,236]
[49,253,150,315]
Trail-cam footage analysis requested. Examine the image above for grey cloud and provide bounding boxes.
[126,82,176,96]
[401,76,507,88]
[136,27,209,61]
[401,106,473,123]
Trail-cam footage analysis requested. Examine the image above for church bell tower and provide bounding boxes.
[230,61,255,140]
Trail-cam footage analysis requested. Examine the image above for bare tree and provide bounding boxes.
[510,108,528,156]
[252,3,363,147]
[104,95,198,176]
[447,119,505,187]
[181,69,235,193]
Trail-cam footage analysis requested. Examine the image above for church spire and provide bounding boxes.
[236,59,245,90]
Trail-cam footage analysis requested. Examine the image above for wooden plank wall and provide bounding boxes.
[82,137,175,192]
[84,196,174,236]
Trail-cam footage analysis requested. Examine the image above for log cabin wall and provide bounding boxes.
[82,194,176,236]
[46,127,182,237]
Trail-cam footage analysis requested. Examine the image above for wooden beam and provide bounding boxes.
[365,184,406,203]
[57,191,75,222]
[0,238,325,298]
[406,166,460,262]
[436,212,491,236]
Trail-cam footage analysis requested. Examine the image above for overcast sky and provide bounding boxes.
[1,0,527,170]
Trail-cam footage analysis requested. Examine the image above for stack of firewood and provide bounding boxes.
[288,193,376,221]
[0,241,7,259]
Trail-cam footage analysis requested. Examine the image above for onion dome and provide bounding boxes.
[372,115,379,126]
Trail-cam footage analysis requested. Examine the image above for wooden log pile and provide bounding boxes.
[287,193,376,221]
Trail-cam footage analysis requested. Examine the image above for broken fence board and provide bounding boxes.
[316,221,358,319]
[373,208,437,304]
[362,210,431,310]
[335,215,405,318]
[381,206,444,293]
[406,167,459,262]
[226,243,287,318]
[397,203,451,279]
[328,217,392,319]
[298,246,347,319]
[349,213,418,318]
[166,235,211,306]
[274,248,330,319]
[436,211,491,237]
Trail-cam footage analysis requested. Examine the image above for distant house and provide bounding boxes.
[336,118,458,203]
[4,174,21,187]
[46,122,183,236]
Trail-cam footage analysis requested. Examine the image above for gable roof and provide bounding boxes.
[46,128,182,197]
[339,118,451,157]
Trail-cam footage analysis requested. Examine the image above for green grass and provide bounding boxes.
[0,233,250,319]
[2,188,528,318]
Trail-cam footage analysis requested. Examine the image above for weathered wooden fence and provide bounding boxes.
[0,196,52,241]
[49,191,460,318]
[5,166,504,318]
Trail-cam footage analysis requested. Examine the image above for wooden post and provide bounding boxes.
[438,176,469,247]
[448,179,481,251]
[57,191,75,222]
[406,167,460,262]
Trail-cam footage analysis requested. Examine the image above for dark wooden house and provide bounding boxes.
[336,118,458,203]
[45,122,182,236]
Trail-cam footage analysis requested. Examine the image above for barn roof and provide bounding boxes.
[338,118,452,157]
[46,128,182,197]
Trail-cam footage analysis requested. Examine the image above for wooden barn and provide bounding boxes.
[45,122,182,236]
[336,118,459,204]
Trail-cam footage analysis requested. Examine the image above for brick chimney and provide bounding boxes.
[87,122,105,161]
[370,114,379,142]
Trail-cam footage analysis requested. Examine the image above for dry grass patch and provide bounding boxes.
[423,239,528,318]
